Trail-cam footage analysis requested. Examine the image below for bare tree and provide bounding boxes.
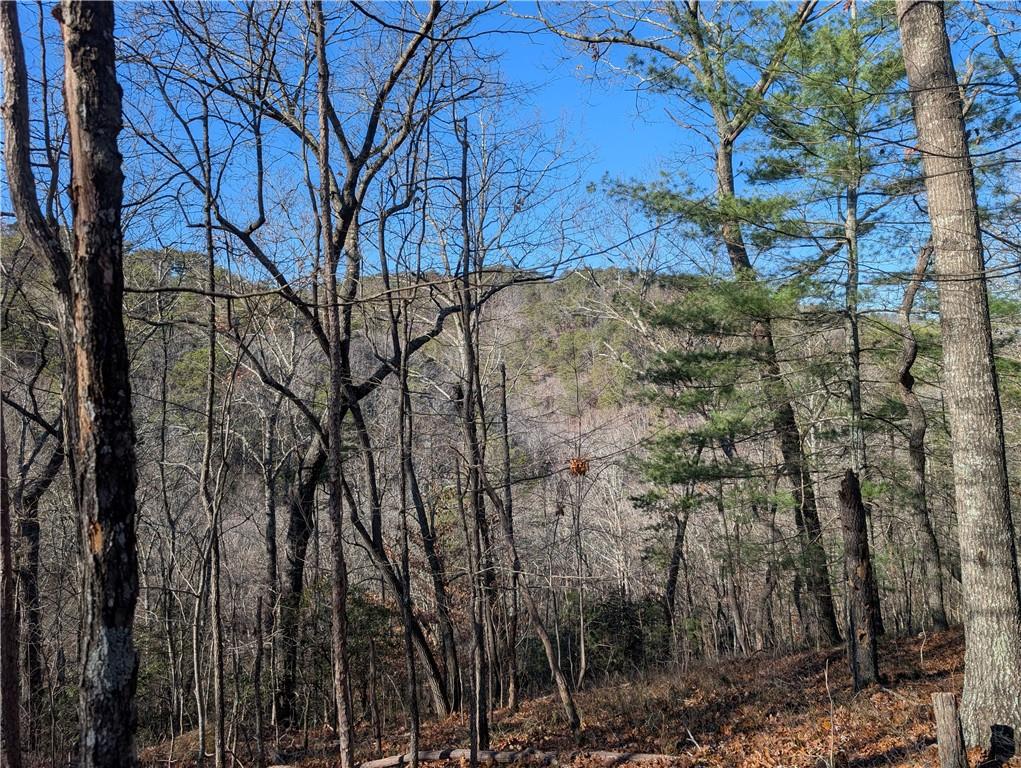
[3,2,140,765]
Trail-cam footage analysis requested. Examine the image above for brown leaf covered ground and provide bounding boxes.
[141,628,1021,768]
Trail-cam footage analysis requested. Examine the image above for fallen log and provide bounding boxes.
[269,746,691,768]
[353,748,690,768]
[359,748,554,768]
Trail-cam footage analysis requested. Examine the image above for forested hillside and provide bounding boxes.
[2,3,1021,768]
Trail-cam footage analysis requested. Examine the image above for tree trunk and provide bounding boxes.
[58,2,141,764]
[314,5,354,765]
[254,596,265,768]
[664,512,688,632]
[897,245,949,631]
[385,206,421,766]
[1,3,72,754]
[838,470,879,690]
[408,455,460,710]
[498,363,519,712]
[345,479,452,717]
[199,94,226,768]
[14,440,62,746]
[844,186,867,474]
[898,0,1021,745]
[1,407,22,768]
[277,444,326,724]
[715,142,841,646]
[262,408,280,655]
[456,119,491,751]
[932,693,968,768]
[844,185,885,637]
[3,3,139,762]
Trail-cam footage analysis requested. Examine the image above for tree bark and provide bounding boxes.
[932,693,968,768]
[260,404,281,733]
[897,245,949,631]
[408,452,460,710]
[57,2,141,764]
[277,444,325,724]
[0,8,77,753]
[498,363,519,712]
[1,407,22,768]
[898,0,1021,745]
[838,470,879,690]
[14,438,63,745]
[314,4,354,764]
[844,185,886,638]
[199,94,226,768]
[455,118,491,751]
[664,512,688,632]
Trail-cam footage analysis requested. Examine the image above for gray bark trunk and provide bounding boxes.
[314,5,354,764]
[898,0,1021,745]
[897,245,949,630]
[277,444,325,724]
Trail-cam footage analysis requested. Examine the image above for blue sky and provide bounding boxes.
[488,17,683,186]
[5,1,1017,295]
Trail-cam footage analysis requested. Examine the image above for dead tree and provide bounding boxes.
[2,2,140,765]
[838,470,879,690]
[932,693,968,768]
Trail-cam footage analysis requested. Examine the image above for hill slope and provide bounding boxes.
[141,629,1021,768]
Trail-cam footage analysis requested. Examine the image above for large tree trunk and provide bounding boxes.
[898,0,1021,746]
[839,470,879,690]
[897,245,949,631]
[58,2,141,764]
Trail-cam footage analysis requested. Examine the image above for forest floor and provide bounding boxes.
[141,627,1021,768]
